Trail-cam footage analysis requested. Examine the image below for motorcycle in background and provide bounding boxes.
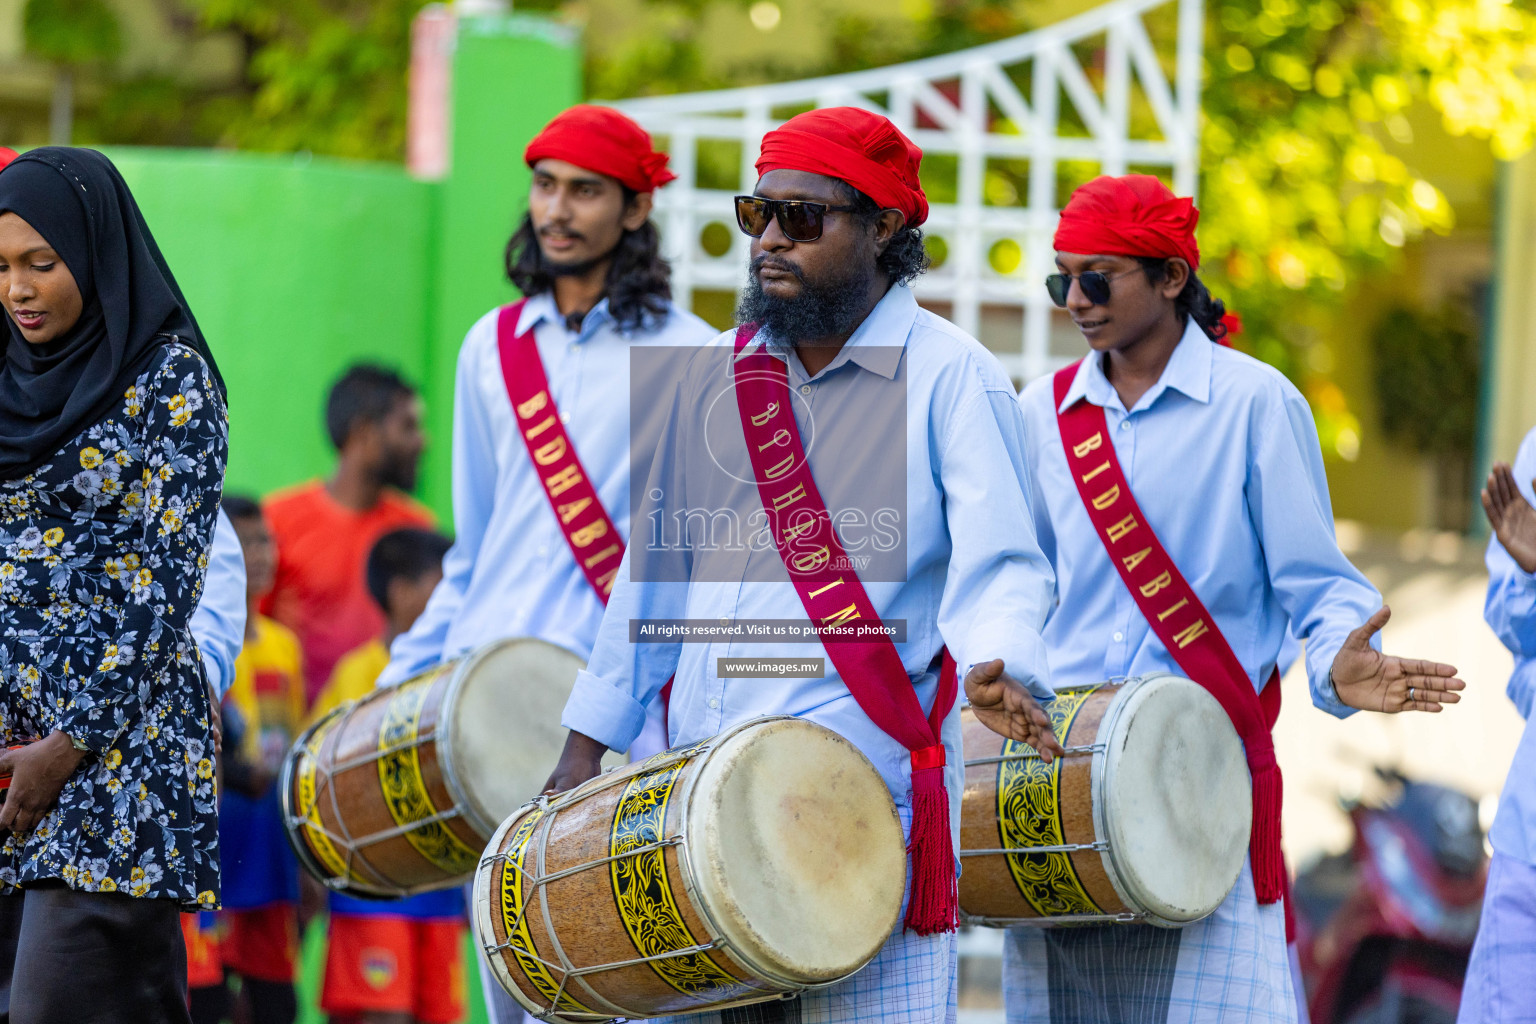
[1294,768,1487,1024]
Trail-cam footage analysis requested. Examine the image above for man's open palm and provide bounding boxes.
[1483,462,1536,574]
[1330,606,1464,713]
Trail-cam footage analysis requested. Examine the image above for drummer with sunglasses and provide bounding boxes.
[1003,174,1465,1023]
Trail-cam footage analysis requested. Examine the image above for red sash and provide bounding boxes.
[496,302,675,715]
[1052,362,1285,904]
[733,326,959,935]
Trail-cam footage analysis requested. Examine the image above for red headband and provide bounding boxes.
[1054,174,1200,270]
[756,107,928,227]
[524,105,676,194]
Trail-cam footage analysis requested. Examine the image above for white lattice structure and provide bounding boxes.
[615,0,1204,382]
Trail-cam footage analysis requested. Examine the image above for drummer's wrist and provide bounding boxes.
[561,731,609,763]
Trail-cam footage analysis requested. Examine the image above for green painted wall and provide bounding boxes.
[91,14,581,518]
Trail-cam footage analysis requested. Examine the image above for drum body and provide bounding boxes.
[961,674,1251,928]
[281,637,586,897]
[474,716,906,1022]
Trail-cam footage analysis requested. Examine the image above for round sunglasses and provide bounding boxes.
[1045,267,1143,307]
[735,195,858,243]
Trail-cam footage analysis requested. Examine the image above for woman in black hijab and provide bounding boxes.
[0,148,228,1023]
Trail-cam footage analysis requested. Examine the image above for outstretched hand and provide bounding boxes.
[1330,606,1465,714]
[965,659,1065,762]
[1482,462,1536,574]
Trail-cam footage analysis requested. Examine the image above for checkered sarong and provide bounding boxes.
[1460,851,1536,1024]
[1002,862,1296,1024]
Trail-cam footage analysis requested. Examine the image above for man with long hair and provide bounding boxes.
[544,107,1062,1022]
[375,104,713,1023]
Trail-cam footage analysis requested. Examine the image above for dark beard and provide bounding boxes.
[377,456,418,494]
[735,255,877,344]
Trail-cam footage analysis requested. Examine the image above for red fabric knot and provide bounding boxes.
[524,105,677,193]
[1053,174,1201,271]
[910,744,946,772]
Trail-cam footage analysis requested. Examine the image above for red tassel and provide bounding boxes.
[904,749,958,935]
[1250,762,1284,904]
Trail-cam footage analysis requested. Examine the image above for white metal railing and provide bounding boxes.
[615,0,1204,383]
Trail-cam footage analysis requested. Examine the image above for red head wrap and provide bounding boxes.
[756,107,928,227]
[1054,174,1200,270]
[0,149,16,172]
[524,105,676,193]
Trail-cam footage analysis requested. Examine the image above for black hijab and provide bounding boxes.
[0,147,224,481]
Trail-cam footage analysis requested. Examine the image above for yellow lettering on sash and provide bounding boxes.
[764,454,796,481]
[1072,432,1104,460]
[544,465,583,497]
[821,603,861,628]
[1106,514,1138,543]
[1091,485,1121,511]
[750,402,780,428]
[557,497,592,525]
[595,568,619,595]
[1139,571,1173,598]
[1080,461,1112,485]
[758,429,792,453]
[583,544,621,569]
[1172,619,1210,648]
[1156,597,1189,622]
[1121,547,1152,572]
[516,392,549,420]
[770,483,807,513]
[533,437,567,466]
[790,546,830,573]
[523,414,558,440]
[781,518,817,544]
[571,521,609,548]
[807,578,844,600]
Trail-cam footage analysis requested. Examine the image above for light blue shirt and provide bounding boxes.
[192,508,247,697]
[1484,426,1536,863]
[1018,321,1380,716]
[379,293,716,686]
[562,283,1056,828]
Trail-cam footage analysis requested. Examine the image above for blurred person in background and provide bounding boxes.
[215,495,307,1024]
[310,527,467,1024]
[0,147,227,1023]
[1465,441,1536,1024]
[263,366,432,702]
[370,105,714,1024]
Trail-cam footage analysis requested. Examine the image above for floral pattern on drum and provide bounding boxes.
[997,684,1104,918]
[376,675,480,876]
[0,345,226,908]
[497,806,600,1016]
[609,757,751,1001]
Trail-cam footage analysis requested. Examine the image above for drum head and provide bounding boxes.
[443,638,587,836]
[1101,675,1251,924]
[687,718,905,986]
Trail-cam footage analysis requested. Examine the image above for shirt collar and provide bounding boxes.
[733,282,916,382]
[516,291,616,343]
[1057,317,1213,414]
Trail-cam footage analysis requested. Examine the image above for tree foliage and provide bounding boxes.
[23,0,123,66]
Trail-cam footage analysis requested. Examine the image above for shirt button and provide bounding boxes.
[799,384,812,396]
[719,616,730,626]
[1113,631,1124,642]
[560,411,570,424]
[708,698,720,709]
[537,545,549,557]
[1119,421,1130,431]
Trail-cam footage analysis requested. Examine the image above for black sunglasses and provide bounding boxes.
[1045,267,1142,307]
[735,196,858,243]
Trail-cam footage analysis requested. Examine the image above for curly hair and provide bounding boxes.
[834,181,931,285]
[503,190,672,333]
[1136,256,1229,341]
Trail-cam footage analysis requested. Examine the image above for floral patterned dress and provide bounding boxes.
[0,344,227,909]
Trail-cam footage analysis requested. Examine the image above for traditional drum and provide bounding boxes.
[473,716,906,1022]
[961,673,1251,927]
[281,637,594,897]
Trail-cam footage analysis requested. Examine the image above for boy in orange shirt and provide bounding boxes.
[217,495,308,1024]
[311,528,467,1024]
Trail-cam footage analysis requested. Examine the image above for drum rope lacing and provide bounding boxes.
[959,840,1111,856]
[963,743,1105,765]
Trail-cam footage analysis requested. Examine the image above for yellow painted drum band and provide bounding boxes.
[294,712,350,881]
[376,676,480,876]
[496,808,599,1016]
[608,751,754,1002]
[997,684,1105,918]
